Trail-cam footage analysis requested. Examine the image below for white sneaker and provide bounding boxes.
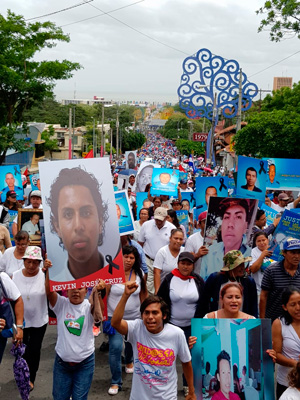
[108,386,119,395]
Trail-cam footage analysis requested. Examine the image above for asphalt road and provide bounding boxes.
[0,325,186,399]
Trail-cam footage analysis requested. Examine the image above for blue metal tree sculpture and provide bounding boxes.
[177,48,258,163]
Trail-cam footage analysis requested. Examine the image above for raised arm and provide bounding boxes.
[111,281,138,335]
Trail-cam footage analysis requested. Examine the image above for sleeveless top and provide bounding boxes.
[203,310,255,319]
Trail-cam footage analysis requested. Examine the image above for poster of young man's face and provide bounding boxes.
[191,318,274,400]
[236,156,267,201]
[39,158,124,291]
[125,150,137,169]
[195,177,229,209]
[0,165,24,203]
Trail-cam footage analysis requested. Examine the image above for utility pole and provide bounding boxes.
[92,118,96,158]
[116,110,119,159]
[110,127,113,163]
[236,69,242,133]
[101,105,104,157]
[72,106,75,158]
[68,108,72,160]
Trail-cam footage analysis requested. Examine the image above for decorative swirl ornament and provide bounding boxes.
[177,48,258,121]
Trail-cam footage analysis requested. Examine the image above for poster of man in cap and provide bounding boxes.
[0,165,24,203]
[39,158,124,291]
[200,197,258,280]
[236,156,267,201]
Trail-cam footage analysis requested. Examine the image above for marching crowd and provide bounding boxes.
[0,132,300,400]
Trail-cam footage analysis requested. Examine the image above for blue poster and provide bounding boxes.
[181,192,197,211]
[0,165,24,202]
[150,168,179,197]
[136,192,151,220]
[263,158,300,190]
[179,171,188,181]
[29,173,41,191]
[195,176,229,208]
[115,190,134,236]
[236,156,267,201]
[191,318,274,400]
[259,203,278,226]
[176,210,189,233]
[228,178,236,197]
[268,209,300,261]
[8,210,18,245]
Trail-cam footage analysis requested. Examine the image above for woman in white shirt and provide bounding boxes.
[0,230,30,277]
[12,246,51,391]
[106,245,147,395]
[132,208,149,241]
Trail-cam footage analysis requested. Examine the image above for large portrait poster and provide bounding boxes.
[195,177,229,210]
[268,209,300,262]
[191,318,274,400]
[115,190,135,236]
[263,157,300,190]
[135,161,160,193]
[39,158,124,291]
[236,156,267,201]
[150,168,179,197]
[0,165,24,202]
[201,197,258,280]
[125,150,137,169]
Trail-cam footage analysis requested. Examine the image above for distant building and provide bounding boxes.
[61,97,115,106]
[273,77,293,91]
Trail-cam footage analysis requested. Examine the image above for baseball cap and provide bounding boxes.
[283,238,300,251]
[154,207,167,221]
[6,190,17,198]
[180,179,187,184]
[178,251,195,263]
[218,198,250,219]
[171,198,181,204]
[221,250,252,272]
[278,193,289,201]
[31,190,42,198]
[198,211,207,222]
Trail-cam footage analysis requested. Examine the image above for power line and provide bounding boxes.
[25,0,94,21]
[249,50,300,78]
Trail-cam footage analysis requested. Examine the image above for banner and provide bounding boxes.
[191,318,274,400]
[115,190,135,236]
[150,168,179,197]
[39,158,125,291]
[263,157,300,190]
[268,209,300,262]
[236,156,267,201]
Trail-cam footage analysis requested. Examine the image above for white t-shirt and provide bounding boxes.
[0,271,21,300]
[107,274,142,320]
[184,231,204,275]
[138,220,176,259]
[271,201,294,213]
[280,387,300,400]
[153,245,183,283]
[169,276,199,327]
[127,319,191,400]
[50,295,94,363]
[21,220,39,235]
[250,247,274,295]
[133,220,142,242]
[12,269,48,328]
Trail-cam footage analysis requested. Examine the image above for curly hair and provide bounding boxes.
[46,166,108,247]
[288,361,300,388]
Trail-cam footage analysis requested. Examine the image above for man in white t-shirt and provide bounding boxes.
[111,282,196,400]
[184,211,209,275]
[271,192,300,213]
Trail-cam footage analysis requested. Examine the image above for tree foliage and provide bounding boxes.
[41,125,59,158]
[175,139,205,157]
[121,132,146,152]
[257,0,300,41]
[159,114,208,140]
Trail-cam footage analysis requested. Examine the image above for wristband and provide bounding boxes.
[16,325,24,329]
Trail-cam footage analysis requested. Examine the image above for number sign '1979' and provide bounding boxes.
[193,133,208,142]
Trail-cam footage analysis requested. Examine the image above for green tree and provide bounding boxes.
[41,125,59,158]
[0,10,81,163]
[175,139,205,157]
[121,131,146,152]
[234,110,300,158]
[257,0,300,41]
[262,82,300,113]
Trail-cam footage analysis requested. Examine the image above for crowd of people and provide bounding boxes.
[0,131,300,400]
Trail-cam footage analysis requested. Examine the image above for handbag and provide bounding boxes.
[0,276,16,338]
[102,319,116,335]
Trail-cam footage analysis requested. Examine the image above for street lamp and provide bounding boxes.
[187,120,193,141]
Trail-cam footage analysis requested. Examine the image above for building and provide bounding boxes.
[273,77,293,91]
[61,96,115,106]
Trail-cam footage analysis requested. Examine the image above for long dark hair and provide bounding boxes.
[281,286,300,325]
[167,209,180,228]
[122,245,146,293]
[252,230,268,248]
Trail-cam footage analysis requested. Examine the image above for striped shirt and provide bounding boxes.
[261,261,300,321]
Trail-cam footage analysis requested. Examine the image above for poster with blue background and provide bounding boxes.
[150,168,179,197]
[0,165,24,202]
[115,190,134,236]
[176,210,189,235]
[136,192,151,220]
[236,156,267,201]
[30,173,41,191]
[181,192,197,212]
[259,203,278,226]
[195,176,229,209]
[268,209,300,261]
[191,318,274,400]
[263,158,300,190]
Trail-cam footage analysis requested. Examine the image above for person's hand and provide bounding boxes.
[274,217,281,227]
[0,318,5,332]
[124,281,138,296]
[189,336,197,350]
[96,279,106,292]
[198,246,209,257]
[186,392,196,400]
[14,327,23,345]
[262,249,272,258]
[266,349,276,363]
[43,253,53,272]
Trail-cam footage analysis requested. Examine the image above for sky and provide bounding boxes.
[1,0,299,103]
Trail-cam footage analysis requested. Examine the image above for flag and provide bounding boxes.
[84,149,94,158]
[188,154,196,173]
[179,164,185,172]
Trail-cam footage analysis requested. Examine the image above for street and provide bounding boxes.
[0,325,186,399]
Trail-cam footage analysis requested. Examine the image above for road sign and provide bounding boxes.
[193,132,208,142]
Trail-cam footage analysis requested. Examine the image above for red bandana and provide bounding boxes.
[171,268,195,281]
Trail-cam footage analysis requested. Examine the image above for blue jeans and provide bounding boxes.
[108,321,133,387]
[53,352,95,400]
